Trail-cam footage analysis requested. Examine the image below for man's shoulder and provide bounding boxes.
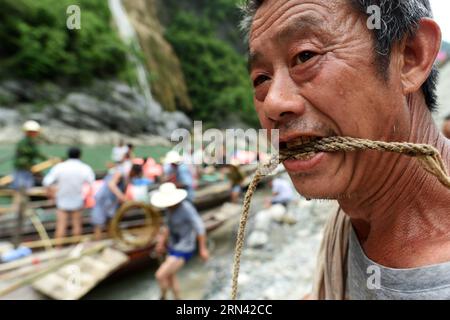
[59,160,90,172]
[178,163,191,172]
[181,200,198,214]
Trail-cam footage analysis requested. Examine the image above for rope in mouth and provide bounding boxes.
[231,136,450,300]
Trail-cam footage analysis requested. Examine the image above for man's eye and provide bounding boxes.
[253,75,270,87]
[295,51,317,64]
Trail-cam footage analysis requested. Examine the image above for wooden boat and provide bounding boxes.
[0,202,244,300]
[0,161,278,300]
[0,163,260,242]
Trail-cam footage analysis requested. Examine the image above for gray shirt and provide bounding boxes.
[347,227,450,300]
[166,201,205,253]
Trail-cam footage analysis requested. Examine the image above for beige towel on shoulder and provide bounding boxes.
[311,208,352,300]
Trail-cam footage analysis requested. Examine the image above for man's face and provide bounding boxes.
[26,131,39,138]
[249,0,410,200]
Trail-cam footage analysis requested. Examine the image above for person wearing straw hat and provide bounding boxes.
[12,120,47,190]
[151,183,209,300]
[163,150,195,202]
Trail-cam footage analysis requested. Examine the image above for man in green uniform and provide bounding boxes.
[13,120,46,190]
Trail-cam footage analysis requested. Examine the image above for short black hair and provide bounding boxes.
[240,0,439,111]
[445,114,450,121]
[68,147,81,159]
[130,164,143,178]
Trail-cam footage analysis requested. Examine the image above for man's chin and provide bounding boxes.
[288,173,346,201]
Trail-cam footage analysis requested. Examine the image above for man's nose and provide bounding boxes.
[263,73,306,123]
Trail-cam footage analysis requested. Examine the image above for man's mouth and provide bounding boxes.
[285,136,321,149]
[279,136,323,159]
[279,135,330,172]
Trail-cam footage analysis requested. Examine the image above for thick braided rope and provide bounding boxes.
[231,137,450,300]
[230,155,280,300]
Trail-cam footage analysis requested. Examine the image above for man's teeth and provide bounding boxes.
[295,152,316,161]
[286,137,318,149]
[293,152,316,161]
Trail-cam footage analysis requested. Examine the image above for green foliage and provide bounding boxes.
[161,0,246,53]
[0,0,259,128]
[165,9,258,128]
[0,0,130,83]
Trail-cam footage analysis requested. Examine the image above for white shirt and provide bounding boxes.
[272,178,294,203]
[43,159,95,211]
[111,146,128,162]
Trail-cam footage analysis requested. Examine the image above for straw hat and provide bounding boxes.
[150,183,187,208]
[164,150,182,165]
[22,120,41,132]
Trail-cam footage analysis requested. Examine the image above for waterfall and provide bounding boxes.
[108,0,160,111]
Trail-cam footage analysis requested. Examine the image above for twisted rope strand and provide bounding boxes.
[231,137,450,299]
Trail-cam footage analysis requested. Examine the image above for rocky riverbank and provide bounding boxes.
[0,79,191,144]
[203,196,337,300]
[0,125,171,146]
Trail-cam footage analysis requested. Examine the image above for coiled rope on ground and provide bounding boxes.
[110,201,161,247]
[231,136,450,300]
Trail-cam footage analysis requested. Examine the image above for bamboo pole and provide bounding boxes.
[0,260,53,282]
[12,190,27,248]
[0,158,61,187]
[0,242,108,297]
[0,200,55,216]
[0,247,72,273]
[27,209,53,251]
[20,233,101,249]
[20,226,152,250]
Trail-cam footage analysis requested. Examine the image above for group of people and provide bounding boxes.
[11,122,209,299]
[11,120,299,299]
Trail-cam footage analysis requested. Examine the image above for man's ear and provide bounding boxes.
[400,18,442,94]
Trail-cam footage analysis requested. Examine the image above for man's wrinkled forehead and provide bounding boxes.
[249,0,341,43]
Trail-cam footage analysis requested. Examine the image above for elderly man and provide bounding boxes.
[241,0,450,299]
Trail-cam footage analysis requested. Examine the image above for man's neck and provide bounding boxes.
[339,96,450,268]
